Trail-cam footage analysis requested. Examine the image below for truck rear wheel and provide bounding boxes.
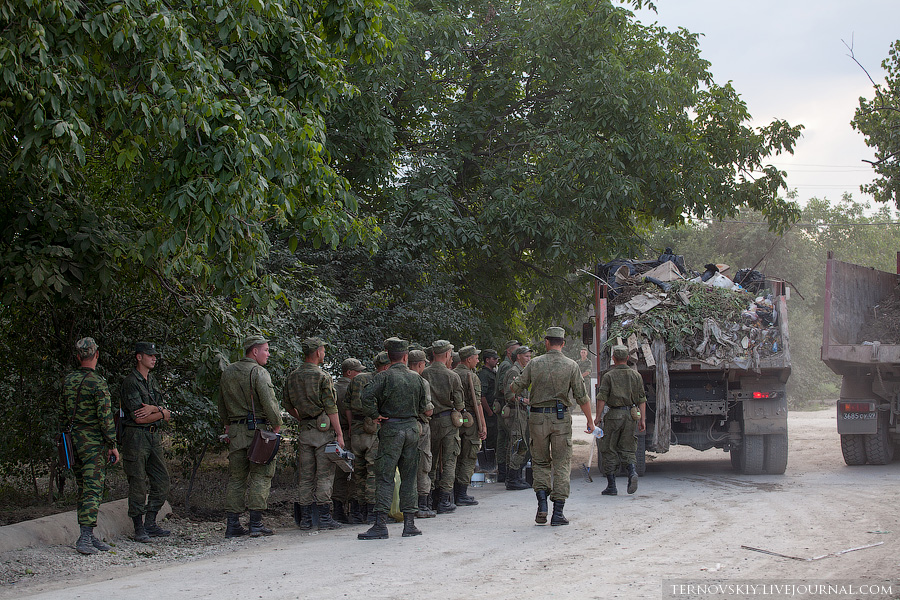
[763,434,788,474]
[840,434,867,465]
[739,434,765,475]
[863,414,894,465]
[730,447,741,471]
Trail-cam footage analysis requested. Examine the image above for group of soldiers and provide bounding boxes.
[62,327,649,552]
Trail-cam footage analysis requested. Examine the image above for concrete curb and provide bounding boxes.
[0,499,172,553]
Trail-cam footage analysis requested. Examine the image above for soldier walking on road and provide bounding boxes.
[577,347,594,400]
[283,337,344,531]
[511,327,594,526]
[358,338,431,540]
[422,340,464,514]
[218,335,283,538]
[453,346,487,506]
[596,345,647,496]
[64,337,119,555]
[121,341,172,543]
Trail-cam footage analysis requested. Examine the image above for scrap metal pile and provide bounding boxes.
[599,250,783,371]
[857,283,900,344]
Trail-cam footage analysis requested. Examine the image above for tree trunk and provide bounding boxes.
[652,338,670,453]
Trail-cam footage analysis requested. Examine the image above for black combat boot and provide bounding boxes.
[366,503,376,525]
[357,512,389,540]
[317,503,342,530]
[535,490,549,524]
[75,525,98,555]
[402,512,422,537]
[332,500,349,524]
[454,482,478,506]
[90,531,111,551]
[297,504,313,530]
[144,511,171,537]
[550,500,569,526]
[225,512,248,538]
[416,494,436,518]
[249,510,274,537]
[348,500,365,524]
[505,468,530,491]
[601,473,618,496]
[497,463,507,483]
[626,464,638,494]
[435,490,457,514]
[132,516,151,543]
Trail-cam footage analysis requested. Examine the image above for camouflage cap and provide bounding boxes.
[373,351,391,368]
[301,336,326,355]
[451,351,460,363]
[505,339,521,349]
[612,344,629,359]
[134,341,159,356]
[75,337,98,360]
[513,345,532,357]
[341,358,365,373]
[458,345,480,360]
[431,340,453,354]
[384,337,409,353]
[409,349,427,364]
[544,326,566,339]
[242,334,269,352]
[425,346,434,362]
[408,342,425,352]
[482,349,499,360]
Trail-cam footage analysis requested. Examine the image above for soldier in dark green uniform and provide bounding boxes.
[283,336,344,531]
[218,335,283,538]
[596,345,647,496]
[64,337,119,555]
[408,349,436,518]
[349,352,390,523]
[358,338,431,539]
[494,340,520,482]
[121,341,172,543]
[332,357,364,524]
[453,345,487,506]
[422,340,464,514]
[477,349,499,461]
[503,346,532,491]
[511,327,594,526]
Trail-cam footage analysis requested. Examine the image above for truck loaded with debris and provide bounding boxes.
[583,249,790,475]
[822,251,900,466]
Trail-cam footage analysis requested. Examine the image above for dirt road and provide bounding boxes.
[6,409,900,599]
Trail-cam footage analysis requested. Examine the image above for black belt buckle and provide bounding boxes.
[556,401,564,420]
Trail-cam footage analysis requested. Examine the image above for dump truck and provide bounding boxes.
[583,255,791,475]
[822,251,900,465]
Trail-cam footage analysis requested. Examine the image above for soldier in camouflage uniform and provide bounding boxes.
[453,346,487,506]
[408,349,436,518]
[64,337,119,555]
[332,357,364,524]
[422,340,464,514]
[477,349,499,461]
[596,345,647,496]
[511,327,594,526]
[577,347,594,400]
[493,340,520,482]
[283,336,344,531]
[349,352,390,523]
[218,335,283,538]
[120,341,172,543]
[358,338,430,540]
[503,346,532,491]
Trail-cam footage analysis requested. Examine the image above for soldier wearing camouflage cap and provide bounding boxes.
[407,349,436,518]
[65,337,119,555]
[332,357,366,524]
[493,340,520,482]
[503,345,533,491]
[422,340,464,514]
[452,346,487,506]
[476,349,500,468]
[511,327,594,526]
[596,344,646,497]
[348,351,391,523]
[218,334,283,538]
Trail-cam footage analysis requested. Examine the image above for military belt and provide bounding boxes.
[230,417,268,424]
[383,417,416,423]
[125,424,161,433]
[436,409,454,418]
[609,405,633,410]
[529,406,567,414]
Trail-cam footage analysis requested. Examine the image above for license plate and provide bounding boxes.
[841,412,877,421]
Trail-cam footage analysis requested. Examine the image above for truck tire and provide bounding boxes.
[635,434,646,476]
[763,434,788,474]
[739,434,765,475]
[863,414,894,465]
[840,434,867,466]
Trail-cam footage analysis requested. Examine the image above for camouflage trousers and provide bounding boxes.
[429,414,460,492]
[417,421,433,496]
[121,427,170,518]
[350,423,379,505]
[296,425,336,506]
[528,410,574,502]
[225,424,276,513]
[495,406,510,467]
[599,410,636,474]
[508,405,531,471]
[374,420,419,515]
[455,421,482,486]
[332,426,352,505]
[73,431,109,527]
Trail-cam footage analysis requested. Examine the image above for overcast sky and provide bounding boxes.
[633,0,899,209]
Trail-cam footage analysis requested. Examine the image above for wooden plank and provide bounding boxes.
[627,333,639,357]
[641,342,655,367]
[651,338,670,454]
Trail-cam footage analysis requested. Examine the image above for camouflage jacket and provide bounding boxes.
[453,364,481,411]
[511,349,589,409]
[503,362,528,404]
[361,363,428,420]
[335,375,352,429]
[120,368,165,427]
[63,367,116,448]
[349,371,374,417]
[494,357,514,400]
[282,362,337,419]
[477,366,496,407]
[218,358,283,428]
[421,361,463,413]
[597,364,646,408]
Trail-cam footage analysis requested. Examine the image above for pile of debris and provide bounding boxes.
[857,284,900,344]
[598,249,783,370]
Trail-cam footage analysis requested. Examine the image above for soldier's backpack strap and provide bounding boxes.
[247,366,261,423]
